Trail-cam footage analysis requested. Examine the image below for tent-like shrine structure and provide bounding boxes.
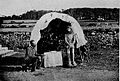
[30,12,87,48]
[30,12,87,67]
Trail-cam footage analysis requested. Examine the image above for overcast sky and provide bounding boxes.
[0,0,119,16]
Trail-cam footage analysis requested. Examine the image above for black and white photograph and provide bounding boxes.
[0,0,119,81]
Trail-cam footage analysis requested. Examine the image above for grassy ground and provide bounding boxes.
[87,48,118,71]
[0,48,119,81]
[0,26,119,32]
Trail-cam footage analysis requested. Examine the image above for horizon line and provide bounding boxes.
[1,7,119,17]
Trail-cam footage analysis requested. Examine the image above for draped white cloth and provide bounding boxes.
[30,12,87,48]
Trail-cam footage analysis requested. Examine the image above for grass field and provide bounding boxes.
[0,26,119,32]
[0,25,119,81]
[0,46,118,81]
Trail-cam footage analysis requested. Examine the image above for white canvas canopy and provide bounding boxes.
[30,12,87,48]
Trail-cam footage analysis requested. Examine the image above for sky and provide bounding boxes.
[0,0,119,16]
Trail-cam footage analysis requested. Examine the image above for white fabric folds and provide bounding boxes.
[30,12,87,48]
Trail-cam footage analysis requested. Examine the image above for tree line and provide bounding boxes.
[0,8,119,21]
